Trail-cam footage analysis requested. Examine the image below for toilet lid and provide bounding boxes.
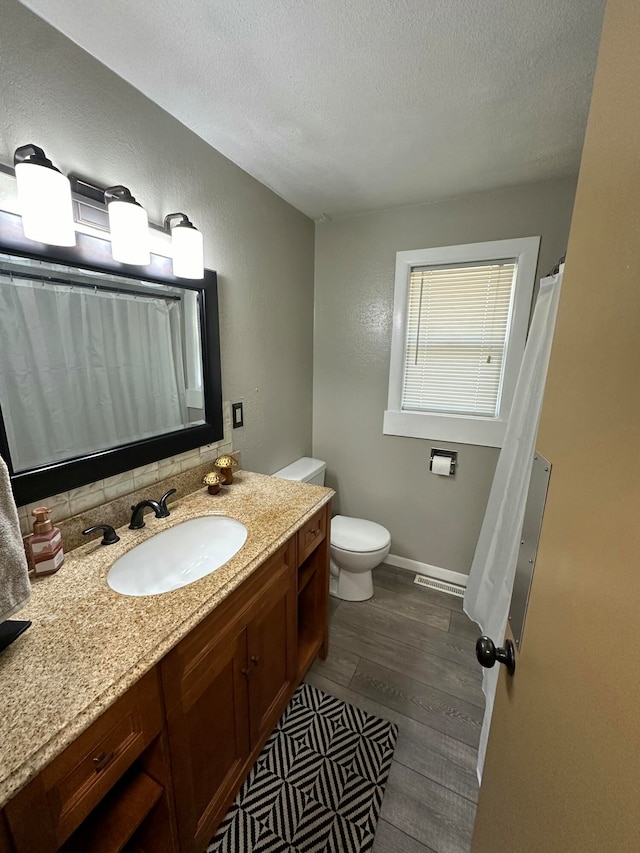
[331,516,390,553]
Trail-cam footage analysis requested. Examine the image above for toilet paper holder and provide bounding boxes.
[430,448,457,475]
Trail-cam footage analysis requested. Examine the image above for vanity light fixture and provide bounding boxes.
[164,212,204,279]
[104,185,150,266]
[13,144,76,247]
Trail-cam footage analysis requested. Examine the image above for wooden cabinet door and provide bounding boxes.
[163,624,250,853]
[0,813,14,853]
[5,670,163,853]
[246,545,296,749]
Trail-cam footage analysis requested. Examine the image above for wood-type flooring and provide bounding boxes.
[308,565,484,853]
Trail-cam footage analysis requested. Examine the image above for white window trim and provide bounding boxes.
[384,236,540,448]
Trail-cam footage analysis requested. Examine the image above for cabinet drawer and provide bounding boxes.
[5,669,163,852]
[298,508,327,564]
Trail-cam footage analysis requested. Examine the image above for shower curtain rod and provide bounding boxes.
[0,267,181,301]
[546,255,566,277]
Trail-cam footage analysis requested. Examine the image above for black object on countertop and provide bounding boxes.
[129,500,163,530]
[82,524,120,545]
[0,620,31,653]
[157,488,177,518]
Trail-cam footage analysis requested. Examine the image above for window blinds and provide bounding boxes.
[402,261,517,417]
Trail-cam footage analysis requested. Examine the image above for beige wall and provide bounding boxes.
[313,180,576,575]
[0,1,314,486]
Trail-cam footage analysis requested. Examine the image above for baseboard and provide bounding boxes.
[385,553,468,589]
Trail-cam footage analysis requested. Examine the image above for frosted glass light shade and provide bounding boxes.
[172,223,204,279]
[15,161,75,246]
[107,199,150,265]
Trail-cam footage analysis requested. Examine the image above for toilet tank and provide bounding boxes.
[272,457,326,486]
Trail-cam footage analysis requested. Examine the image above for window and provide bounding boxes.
[384,237,540,447]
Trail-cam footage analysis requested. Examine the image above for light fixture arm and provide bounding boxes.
[164,212,196,231]
[14,144,58,171]
[69,175,108,205]
[104,185,142,207]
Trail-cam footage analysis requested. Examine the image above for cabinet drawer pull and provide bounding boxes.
[308,528,319,536]
[250,655,260,666]
[92,750,114,772]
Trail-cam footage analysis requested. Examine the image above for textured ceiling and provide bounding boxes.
[20,0,605,218]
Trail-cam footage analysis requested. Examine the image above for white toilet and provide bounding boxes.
[273,457,391,601]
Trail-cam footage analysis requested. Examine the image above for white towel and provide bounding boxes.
[0,454,30,621]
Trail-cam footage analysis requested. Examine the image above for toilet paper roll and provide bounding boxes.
[431,455,452,476]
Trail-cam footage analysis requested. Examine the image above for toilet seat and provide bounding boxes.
[331,516,390,553]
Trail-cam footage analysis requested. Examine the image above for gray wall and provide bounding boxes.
[0,1,314,476]
[0,2,579,573]
[313,179,577,575]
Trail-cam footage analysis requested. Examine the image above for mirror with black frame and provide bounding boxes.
[0,209,223,505]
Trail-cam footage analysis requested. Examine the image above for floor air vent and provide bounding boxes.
[413,575,465,598]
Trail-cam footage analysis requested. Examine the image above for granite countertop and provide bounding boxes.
[0,471,333,809]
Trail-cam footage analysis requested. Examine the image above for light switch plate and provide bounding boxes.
[232,402,244,428]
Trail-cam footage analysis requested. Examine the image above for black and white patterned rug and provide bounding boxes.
[207,682,398,853]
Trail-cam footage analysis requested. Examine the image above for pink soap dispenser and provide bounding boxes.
[26,506,65,576]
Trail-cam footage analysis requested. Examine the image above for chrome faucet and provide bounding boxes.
[129,500,163,530]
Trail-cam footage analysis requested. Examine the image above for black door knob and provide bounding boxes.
[476,636,516,676]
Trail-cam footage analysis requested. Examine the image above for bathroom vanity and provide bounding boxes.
[0,473,331,853]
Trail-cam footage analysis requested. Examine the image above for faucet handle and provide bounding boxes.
[158,488,177,518]
[129,500,163,529]
[83,525,120,546]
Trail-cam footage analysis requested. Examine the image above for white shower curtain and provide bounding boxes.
[464,268,563,780]
[0,277,189,472]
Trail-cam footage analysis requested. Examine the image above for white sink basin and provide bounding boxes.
[107,516,248,597]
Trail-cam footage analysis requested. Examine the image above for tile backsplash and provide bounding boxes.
[17,401,235,537]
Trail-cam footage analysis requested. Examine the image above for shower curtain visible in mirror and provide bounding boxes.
[0,279,189,471]
[464,269,563,780]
